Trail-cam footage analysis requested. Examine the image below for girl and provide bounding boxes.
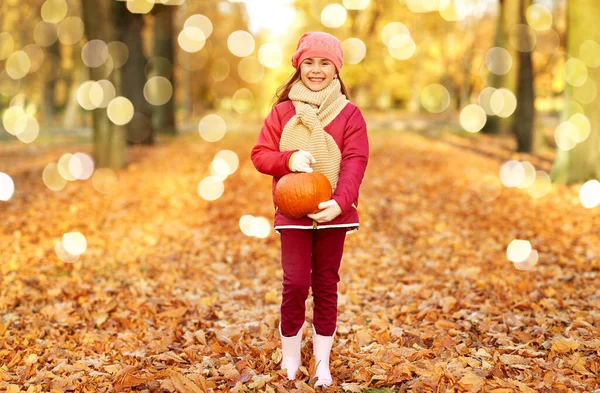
[250,31,369,387]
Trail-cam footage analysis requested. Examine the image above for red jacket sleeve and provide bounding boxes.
[332,106,369,214]
[251,105,297,178]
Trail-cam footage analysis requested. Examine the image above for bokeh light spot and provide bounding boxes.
[178,26,206,53]
[321,4,347,28]
[232,88,254,114]
[58,154,77,181]
[2,105,25,135]
[107,41,129,69]
[579,180,600,209]
[526,4,553,31]
[516,161,537,189]
[239,215,255,236]
[43,163,67,191]
[127,0,154,14]
[439,0,468,22]
[15,114,40,144]
[210,157,230,181]
[107,97,134,126]
[343,38,367,64]
[184,14,213,39]
[41,0,68,23]
[69,153,95,181]
[500,160,525,188]
[77,81,97,110]
[580,40,600,68]
[58,16,85,45]
[491,88,517,118]
[420,84,450,113]
[507,239,532,263]
[343,0,369,10]
[459,104,487,133]
[62,231,87,255]
[215,150,239,175]
[90,80,116,109]
[526,171,551,199]
[514,249,539,270]
[82,39,109,68]
[258,43,283,69]
[387,34,416,60]
[0,33,15,60]
[6,51,31,80]
[34,22,58,47]
[92,168,119,195]
[55,242,79,263]
[478,87,497,115]
[144,76,173,106]
[554,121,579,151]
[381,22,409,46]
[198,114,227,142]
[485,47,512,75]
[565,58,588,87]
[198,176,224,201]
[210,58,230,82]
[227,30,255,57]
[250,216,271,238]
[0,172,15,201]
[573,78,597,104]
[568,113,591,143]
[238,57,264,84]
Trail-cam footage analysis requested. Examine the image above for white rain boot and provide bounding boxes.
[279,322,304,380]
[312,325,336,387]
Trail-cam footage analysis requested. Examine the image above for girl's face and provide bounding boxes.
[300,58,337,91]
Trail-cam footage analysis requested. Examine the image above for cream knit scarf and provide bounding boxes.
[279,78,348,190]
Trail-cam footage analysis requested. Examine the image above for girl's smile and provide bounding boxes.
[300,58,337,91]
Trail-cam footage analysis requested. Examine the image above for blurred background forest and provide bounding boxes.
[0,0,599,192]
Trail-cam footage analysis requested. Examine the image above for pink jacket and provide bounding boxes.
[251,100,369,232]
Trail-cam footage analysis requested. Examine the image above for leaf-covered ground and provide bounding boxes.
[1,126,599,393]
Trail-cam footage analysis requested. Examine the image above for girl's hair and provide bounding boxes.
[272,69,350,107]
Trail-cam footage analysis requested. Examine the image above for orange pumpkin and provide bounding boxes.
[275,172,332,219]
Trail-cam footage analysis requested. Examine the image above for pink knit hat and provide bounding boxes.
[291,32,344,72]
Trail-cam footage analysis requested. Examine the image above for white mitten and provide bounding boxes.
[289,150,316,173]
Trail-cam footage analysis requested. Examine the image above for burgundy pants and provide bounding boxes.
[279,228,347,337]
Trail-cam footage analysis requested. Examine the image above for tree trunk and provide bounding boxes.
[550,0,600,184]
[113,1,155,145]
[80,0,127,169]
[482,0,519,135]
[408,50,422,113]
[152,5,177,135]
[511,0,535,152]
[43,40,60,127]
[62,65,84,129]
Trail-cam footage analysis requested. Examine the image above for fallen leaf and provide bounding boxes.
[355,329,373,347]
[169,370,205,393]
[551,338,580,354]
[341,382,366,392]
[458,372,484,392]
[434,319,455,329]
[6,385,21,393]
[157,306,188,319]
[248,374,272,389]
[113,366,152,389]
